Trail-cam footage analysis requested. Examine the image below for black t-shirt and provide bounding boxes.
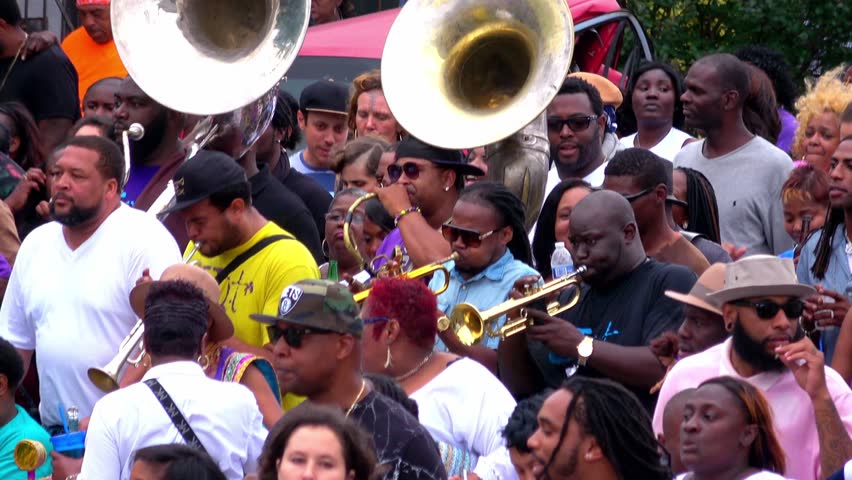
[349,390,448,480]
[271,152,332,246]
[0,45,79,121]
[250,166,323,263]
[529,259,696,409]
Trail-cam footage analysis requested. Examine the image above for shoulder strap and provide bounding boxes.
[144,378,208,454]
[215,234,293,284]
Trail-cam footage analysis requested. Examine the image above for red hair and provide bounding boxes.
[367,277,437,349]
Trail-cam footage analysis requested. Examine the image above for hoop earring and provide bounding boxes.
[322,239,330,258]
[197,354,210,370]
[384,346,393,369]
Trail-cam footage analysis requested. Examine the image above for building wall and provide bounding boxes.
[17,0,76,38]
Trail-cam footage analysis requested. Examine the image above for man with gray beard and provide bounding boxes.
[0,136,179,466]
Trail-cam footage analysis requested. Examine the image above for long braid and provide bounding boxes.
[812,206,844,279]
[459,182,532,265]
[550,377,671,480]
[678,167,722,243]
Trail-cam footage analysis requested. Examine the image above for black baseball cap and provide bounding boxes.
[300,80,349,116]
[395,136,485,177]
[161,150,248,214]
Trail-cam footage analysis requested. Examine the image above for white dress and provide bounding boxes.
[620,127,693,161]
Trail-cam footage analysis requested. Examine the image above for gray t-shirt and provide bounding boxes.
[674,136,793,255]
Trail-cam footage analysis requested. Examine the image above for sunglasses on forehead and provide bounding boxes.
[387,162,431,183]
[731,299,805,319]
[441,223,496,247]
[546,115,599,133]
[267,325,335,349]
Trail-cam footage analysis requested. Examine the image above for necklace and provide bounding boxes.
[0,32,28,94]
[394,351,434,383]
[345,379,366,418]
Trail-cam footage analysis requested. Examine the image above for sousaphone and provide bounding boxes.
[381,0,575,230]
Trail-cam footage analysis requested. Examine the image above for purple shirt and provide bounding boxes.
[121,164,161,207]
[653,338,852,480]
[373,229,410,271]
[777,107,798,155]
[0,254,9,279]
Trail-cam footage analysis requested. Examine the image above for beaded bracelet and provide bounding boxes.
[394,206,421,226]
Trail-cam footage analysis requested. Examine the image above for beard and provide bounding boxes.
[549,128,603,178]
[542,443,579,480]
[129,109,169,164]
[731,319,804,373]
[49,198,100,227]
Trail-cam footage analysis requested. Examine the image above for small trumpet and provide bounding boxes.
[353,252,459,304]
[88,243,202,393]
[448,266,587,346]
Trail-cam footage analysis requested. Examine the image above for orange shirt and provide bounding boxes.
[60,27,127,106]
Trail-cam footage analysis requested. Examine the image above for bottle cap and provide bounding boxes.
[555,241,565,248]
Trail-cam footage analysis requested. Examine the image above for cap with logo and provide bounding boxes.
[162,150,248,214]
[250,279,362,337]
[300,80,349,116]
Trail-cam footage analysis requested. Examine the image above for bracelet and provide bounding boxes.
[394,207,421,227]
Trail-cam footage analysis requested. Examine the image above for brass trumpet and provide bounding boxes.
[342,193,376,268]
[88,243,202,393]
[353,252,459,304]
[449,266,587,346]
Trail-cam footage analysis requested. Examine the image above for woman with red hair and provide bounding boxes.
[360,277,516,480]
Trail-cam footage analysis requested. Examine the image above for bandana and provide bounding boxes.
[77,0,110,5]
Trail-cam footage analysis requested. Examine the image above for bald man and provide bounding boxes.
[499,191,696,411]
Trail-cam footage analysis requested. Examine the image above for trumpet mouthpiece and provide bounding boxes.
[127,123,145,141]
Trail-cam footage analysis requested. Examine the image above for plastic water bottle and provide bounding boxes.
[550,242,574,279]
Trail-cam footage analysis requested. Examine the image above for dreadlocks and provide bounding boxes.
[811,207,843,280]
[459,181,532,265]
[677,167,722,243]
[546,377,670,480]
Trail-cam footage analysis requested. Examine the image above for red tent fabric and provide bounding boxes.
[298,0,623,59]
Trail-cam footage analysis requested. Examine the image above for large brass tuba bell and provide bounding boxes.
[381,0,574,230]
[449,266,587,346]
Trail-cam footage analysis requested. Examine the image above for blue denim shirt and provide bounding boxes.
[431,250,540,350]
[796,224,851,364]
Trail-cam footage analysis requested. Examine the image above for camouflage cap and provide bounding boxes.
[250,279,362,337]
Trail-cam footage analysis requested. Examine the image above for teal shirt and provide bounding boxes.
[431,250,540,350]
[0,405,53,479]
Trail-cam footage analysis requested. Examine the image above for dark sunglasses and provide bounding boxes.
[546,115,599,133]
[622,187,654,203]
[731,299,805,319]
[441,223,495,247]
[387,162,429,183]
[267,325,334,348]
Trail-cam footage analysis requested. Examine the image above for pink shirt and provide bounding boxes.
[653,339,852,480]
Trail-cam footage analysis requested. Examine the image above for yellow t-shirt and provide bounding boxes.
[185,222,320,347]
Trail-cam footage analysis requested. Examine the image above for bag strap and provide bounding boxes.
[215,234,292,284]
[144,378,209,454]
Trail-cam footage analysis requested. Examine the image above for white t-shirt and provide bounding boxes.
[676,472,789,480]
[410,357,517,480]
[619,127,693,161]
[0,205,180,426]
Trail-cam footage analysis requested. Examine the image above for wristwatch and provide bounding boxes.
[577,336,594,366]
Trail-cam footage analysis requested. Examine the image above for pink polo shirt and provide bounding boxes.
[653,339,852,480]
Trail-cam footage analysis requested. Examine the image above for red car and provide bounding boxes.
[283,0,653,98]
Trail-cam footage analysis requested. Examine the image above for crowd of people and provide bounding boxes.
[0,0,852,479]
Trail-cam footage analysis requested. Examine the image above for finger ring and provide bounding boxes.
[830,311,835,320]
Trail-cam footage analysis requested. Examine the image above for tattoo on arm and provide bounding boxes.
[813,395,852,479]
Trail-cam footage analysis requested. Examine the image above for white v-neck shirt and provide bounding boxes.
[0,204,180,426]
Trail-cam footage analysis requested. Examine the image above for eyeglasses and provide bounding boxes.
[621,187,655,203]
[325,211,364,224]
[267,325,334,348]
[387,162,430,183]
[360,316,389,325]
[546,115,599,133]
[441,223,496,247]
[731,299,805,319]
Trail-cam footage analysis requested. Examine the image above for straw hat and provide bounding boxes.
[706,255,815,305]
[665,263,726,315]
[129,264,233,342]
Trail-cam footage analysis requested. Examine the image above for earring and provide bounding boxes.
[321,239,330,258]
[584,452,594,460]
[384,346,393,369]
[443,186,450,192]
[197,353,210,370]
[681,221,689,229]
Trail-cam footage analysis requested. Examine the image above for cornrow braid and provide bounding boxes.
[459,182,532,265]
[811,206,843,280]
[547,377,670,480]
[677,167,722,244]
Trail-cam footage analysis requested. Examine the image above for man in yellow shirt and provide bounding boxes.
[163,150,319,358]
[60,0,128,108]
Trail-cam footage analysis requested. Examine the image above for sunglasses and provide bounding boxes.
[731,299,805,319]
[387,162,429,183]
[360,316,389,325]
[267,325,334,348]
[546,115,599,133]
[441,223,496,247]
[621,187,655,203]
